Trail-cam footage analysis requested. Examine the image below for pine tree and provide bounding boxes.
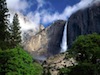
[0,0,10,49]
[10,13,21,47]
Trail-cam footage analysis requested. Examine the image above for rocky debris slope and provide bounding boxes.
[42,53,76,75]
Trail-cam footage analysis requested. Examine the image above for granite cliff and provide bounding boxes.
[47,20,66,55]
[24,20,66,58]
[67,2,100,48]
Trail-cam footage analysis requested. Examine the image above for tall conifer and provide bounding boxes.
[10,13,21,47]
[0,0,10,49]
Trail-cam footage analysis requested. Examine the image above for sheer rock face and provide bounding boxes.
[24,26,48,57]
[67,3,100,49]
[24,20,66,57]
[47,20,66,55]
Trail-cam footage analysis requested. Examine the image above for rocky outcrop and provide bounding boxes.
[67,3,100,48]
[24,25,48,58]
[24,20,66,58]
[42,53,76,75]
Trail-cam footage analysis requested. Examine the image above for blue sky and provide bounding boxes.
[23,0,81,27]
[49,0,80,12]
[26,0,80,14]
[6,0,96,30]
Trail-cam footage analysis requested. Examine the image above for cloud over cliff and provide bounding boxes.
[6,0,100,29]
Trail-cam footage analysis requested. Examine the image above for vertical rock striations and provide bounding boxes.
[24,25,48,57]
[47,20,66,55]
[24,20,66,58]
[67,3,100,49]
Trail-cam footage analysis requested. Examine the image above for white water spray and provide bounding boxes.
[60,22,67,52]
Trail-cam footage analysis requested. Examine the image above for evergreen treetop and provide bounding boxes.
[10,13,21,47]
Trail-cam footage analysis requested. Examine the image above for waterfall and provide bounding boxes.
[60,22,67,52]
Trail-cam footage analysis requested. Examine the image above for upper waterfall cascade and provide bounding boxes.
[60,22,67,52]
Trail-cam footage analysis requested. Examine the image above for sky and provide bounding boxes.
[6,0,100,31]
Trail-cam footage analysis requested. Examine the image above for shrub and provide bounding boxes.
[69,33,100,63]
[0,46,43,75]
[59,33,100,75]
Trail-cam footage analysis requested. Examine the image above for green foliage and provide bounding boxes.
[10,13,21,48]
[67,63,96,75]
[0,46,43,75]
[0,0,10,49]
[59,63,99,75]
[69,33,100,63]
[0,1,21,49]
[59,33,100,75]
[59,67,71,75]
[0,1,43,75]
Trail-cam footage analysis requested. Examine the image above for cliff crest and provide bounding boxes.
[67,2,100,48]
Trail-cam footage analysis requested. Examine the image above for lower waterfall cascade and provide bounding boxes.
[60,22,67,52]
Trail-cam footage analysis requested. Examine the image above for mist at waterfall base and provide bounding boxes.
[60,22,68,52]
[33,56,47,62]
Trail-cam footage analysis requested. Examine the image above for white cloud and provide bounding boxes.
[6,0,100,32]
[36,0,45,10]
[6,0,39,34]
[18,13,39,31]
[40,0,97,24]
[6,0,100,42]
[7,0,30,22]
[26,12,41,26]
[6,0,29,12]
[41,6,74,24]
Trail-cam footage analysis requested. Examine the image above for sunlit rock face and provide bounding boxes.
[23,25,48,57]
[23,20,67,58]
[18,14,47,58]
[67,2,100,49]
[22,25,44,43]
[22,29,35,42]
